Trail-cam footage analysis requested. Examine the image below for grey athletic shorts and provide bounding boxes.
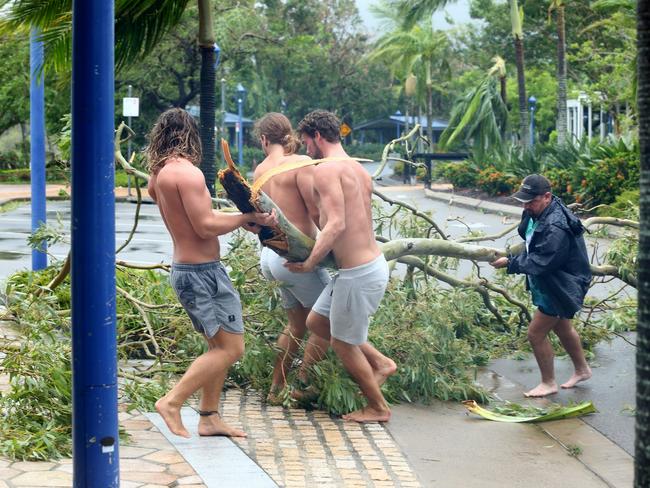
[260,246,331,309]
[312,254,389,346]
[170,261,244,338]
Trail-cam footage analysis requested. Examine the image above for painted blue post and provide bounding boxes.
[30,29,47,270]
[236,83,246,166]
[71,1,119,486]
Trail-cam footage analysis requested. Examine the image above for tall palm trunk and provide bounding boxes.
[198,0,216,196]
[509,0,529,148]
[500,75,507,106]
[426,85,434,149]
[426,63,434,149]
[636,1,650,486]
[556,3,568,145]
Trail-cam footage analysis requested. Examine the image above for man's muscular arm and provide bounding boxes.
[178,166,276,237]
[285,171,345,272]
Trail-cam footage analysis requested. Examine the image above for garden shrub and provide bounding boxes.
[0,149,24,170]
[544,167,577,204]
[433,161,478,188]
[345,142,390,161]
[577,152,640,206]
[596,189,640,218]
[476,166,519,196]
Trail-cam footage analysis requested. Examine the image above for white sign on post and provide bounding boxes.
[123,97,140,117]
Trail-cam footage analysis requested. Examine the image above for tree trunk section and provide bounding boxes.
[198,0,216,196]
[514,36,529,148]
[556,6,568,146]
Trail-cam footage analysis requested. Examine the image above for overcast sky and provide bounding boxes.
[355,0,474,34]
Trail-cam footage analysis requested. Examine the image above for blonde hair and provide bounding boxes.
[145,108,202,174]
[253,112,301,155]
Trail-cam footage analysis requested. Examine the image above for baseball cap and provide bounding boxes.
[512,174,552,203]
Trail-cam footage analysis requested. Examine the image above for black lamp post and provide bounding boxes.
[236,83,246,165]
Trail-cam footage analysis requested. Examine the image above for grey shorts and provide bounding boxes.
[170,261,244,338]
[312,254,389,346]
[260,246,331,309]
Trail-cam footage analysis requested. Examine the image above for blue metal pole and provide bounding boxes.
[237,96,243,166]
[71,1,119,486]
[30,29,47,270]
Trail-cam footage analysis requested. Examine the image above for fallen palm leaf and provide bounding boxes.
[462,400,596,423]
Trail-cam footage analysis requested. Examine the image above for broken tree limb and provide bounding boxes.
[373,188,447,239]
[380,238,504,262]
[372,124,421,179]
[114,122,232,207]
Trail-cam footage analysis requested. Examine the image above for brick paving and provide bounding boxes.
[1,318,421,487]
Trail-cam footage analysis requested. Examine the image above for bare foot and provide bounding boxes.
[290,384,319,403]
[561,368,592,389]
[373,358,397,386]
[266,388,285,406]
[198,413,247,437]
[524,382,559,398]
[155,397,190,438]
[342,406,391,423]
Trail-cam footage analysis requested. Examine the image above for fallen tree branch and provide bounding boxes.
[381,238,504,262]
[372,124,421,179]
[114,122,232,207]
[373,188,447,240]
[397,255,505,324]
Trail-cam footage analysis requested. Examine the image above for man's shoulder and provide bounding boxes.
[158,159,203,185]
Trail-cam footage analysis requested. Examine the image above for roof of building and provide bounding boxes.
[354,114,448,131]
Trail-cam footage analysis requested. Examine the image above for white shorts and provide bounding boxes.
[260,246,331,309]
[312,254,389,346]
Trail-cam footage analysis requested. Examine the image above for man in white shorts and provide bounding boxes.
[253,113,331,403]
[286,110,396,423]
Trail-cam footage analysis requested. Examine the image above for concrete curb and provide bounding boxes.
[424,188,523,218]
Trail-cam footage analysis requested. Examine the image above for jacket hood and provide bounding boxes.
[538,197,585,237]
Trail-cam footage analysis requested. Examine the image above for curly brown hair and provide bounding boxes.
[145,108,202,174]
[253,112,301,154]
[297,110,341,143]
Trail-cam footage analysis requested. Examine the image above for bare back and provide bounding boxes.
[253,154,319,239]
[313,160,379,269]
[149,158,220,263]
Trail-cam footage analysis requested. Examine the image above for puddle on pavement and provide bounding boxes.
[0,251,26,260]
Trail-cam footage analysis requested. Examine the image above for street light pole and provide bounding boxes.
[127,84,132,197]
[529,95,537,146]
[220,78,226,157]
[394,110,402,139]
[236,83,246,166]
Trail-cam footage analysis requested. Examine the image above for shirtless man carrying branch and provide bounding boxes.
[146,108,276,438]
[252,113,331,403]
[286,110,396,423]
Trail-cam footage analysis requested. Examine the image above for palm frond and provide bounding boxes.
[0,0,192,73]
[394,0,455,29]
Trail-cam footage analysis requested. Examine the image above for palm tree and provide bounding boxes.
[635,2,650,486]
[438,57,509,161]
[549,0,568,145]
[0,0,221,194]
[368,23,451,148]
[197,0,217,196]
[509,0,530,148]
[393,0,530,148]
